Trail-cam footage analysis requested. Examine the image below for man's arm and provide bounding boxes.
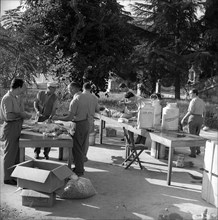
[3,98,30,121]
[34,91,42,114]
[53,98,78,122]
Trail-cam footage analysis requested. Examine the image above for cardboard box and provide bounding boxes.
[11,160,73,193]
[106,128,117,137]
[21,189,56,207]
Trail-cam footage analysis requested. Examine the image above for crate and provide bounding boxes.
[202,140,218,208]
[106,128,117,137]
[21,189,56,207]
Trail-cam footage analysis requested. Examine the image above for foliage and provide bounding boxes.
[130,0,203,99]
[0,6,55,87]
[21,0,137,92]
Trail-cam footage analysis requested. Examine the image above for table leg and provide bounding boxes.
[20,148,25,162]
[167,146,173,185]
[99,119,104,144]
[67,148,72,169]
[59,147,63,160]
[157,142,161,159]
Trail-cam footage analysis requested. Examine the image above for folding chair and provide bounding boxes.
[122,127,149,169]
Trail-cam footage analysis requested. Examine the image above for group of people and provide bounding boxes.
[0,78,206,185]
[0,78,99,185]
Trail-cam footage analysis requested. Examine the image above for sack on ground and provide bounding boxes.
[61,176,97,199]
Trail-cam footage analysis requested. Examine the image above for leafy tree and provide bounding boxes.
[197,0,218,80]
[130,0,203,99]
[21,0,137,92]
[0,6,55,87]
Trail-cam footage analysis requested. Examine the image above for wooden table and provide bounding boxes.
[95,113,207,185]
[149,131,207,185]
[20,130,73,168]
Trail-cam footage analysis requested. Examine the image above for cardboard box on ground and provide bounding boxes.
[21,189,56,207]
[106,127,117,137]
[11,160,74,207]
[11,160,73,193]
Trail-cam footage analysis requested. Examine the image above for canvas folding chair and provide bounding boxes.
[122,127,149,169]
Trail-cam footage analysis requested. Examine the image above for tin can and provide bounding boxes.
[176,154,185,167]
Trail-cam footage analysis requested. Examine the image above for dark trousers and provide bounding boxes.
[34,115,50,156]
[73,119,89,176]
[2,120,23,181]
[188,115,203,155]
[34,147,50,156]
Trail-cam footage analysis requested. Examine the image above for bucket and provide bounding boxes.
[89,132,96,146]
[152,99,162,127]
[137,100,154,129]
[161,103,179,130]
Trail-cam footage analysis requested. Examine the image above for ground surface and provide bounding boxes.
[0,121,218,220]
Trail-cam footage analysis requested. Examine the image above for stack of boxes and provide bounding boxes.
[11,160,73,207]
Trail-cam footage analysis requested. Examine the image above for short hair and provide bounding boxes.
[125,91,135,99]
[69,81,81,89]
[83,82,92,90]
[10,78,24,89]
[190,88,198,96]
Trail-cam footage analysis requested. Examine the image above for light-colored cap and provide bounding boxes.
[47,82,58,88]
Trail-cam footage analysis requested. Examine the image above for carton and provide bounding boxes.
[21,189,56,207]
[11,160,73,193]
[106,127,117,137]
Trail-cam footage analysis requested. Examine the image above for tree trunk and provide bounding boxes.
[174,73,180,99]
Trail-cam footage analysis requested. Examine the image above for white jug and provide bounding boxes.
[137,101,154,129]
[152,99,162,127]
[161,103,179,130]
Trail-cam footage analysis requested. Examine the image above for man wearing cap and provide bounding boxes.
[33,82,58,159]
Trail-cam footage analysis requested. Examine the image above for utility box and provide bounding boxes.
[106,128,117,137]
[21,189,56,207]
[11,160,73,193]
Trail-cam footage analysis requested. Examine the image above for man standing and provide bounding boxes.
[181,89,206,158]
[53,81,90,177]
[124,91,147,144]
[82,82,99,159]
[0,78,31,185]
[33,82,58,159]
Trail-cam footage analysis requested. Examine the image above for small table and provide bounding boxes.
[149,131,207,185]
[20,130,73,168]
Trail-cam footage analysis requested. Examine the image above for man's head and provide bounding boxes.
[68,81,81,96]
[47,82,58,94]
[189,88,198,98]
[10,78,27,95]
[83,82,92,91]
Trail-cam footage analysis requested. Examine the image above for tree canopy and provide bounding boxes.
[0,0,217,97]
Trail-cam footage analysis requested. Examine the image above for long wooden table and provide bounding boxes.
[20,130,73,168]
[95,113,207,185]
